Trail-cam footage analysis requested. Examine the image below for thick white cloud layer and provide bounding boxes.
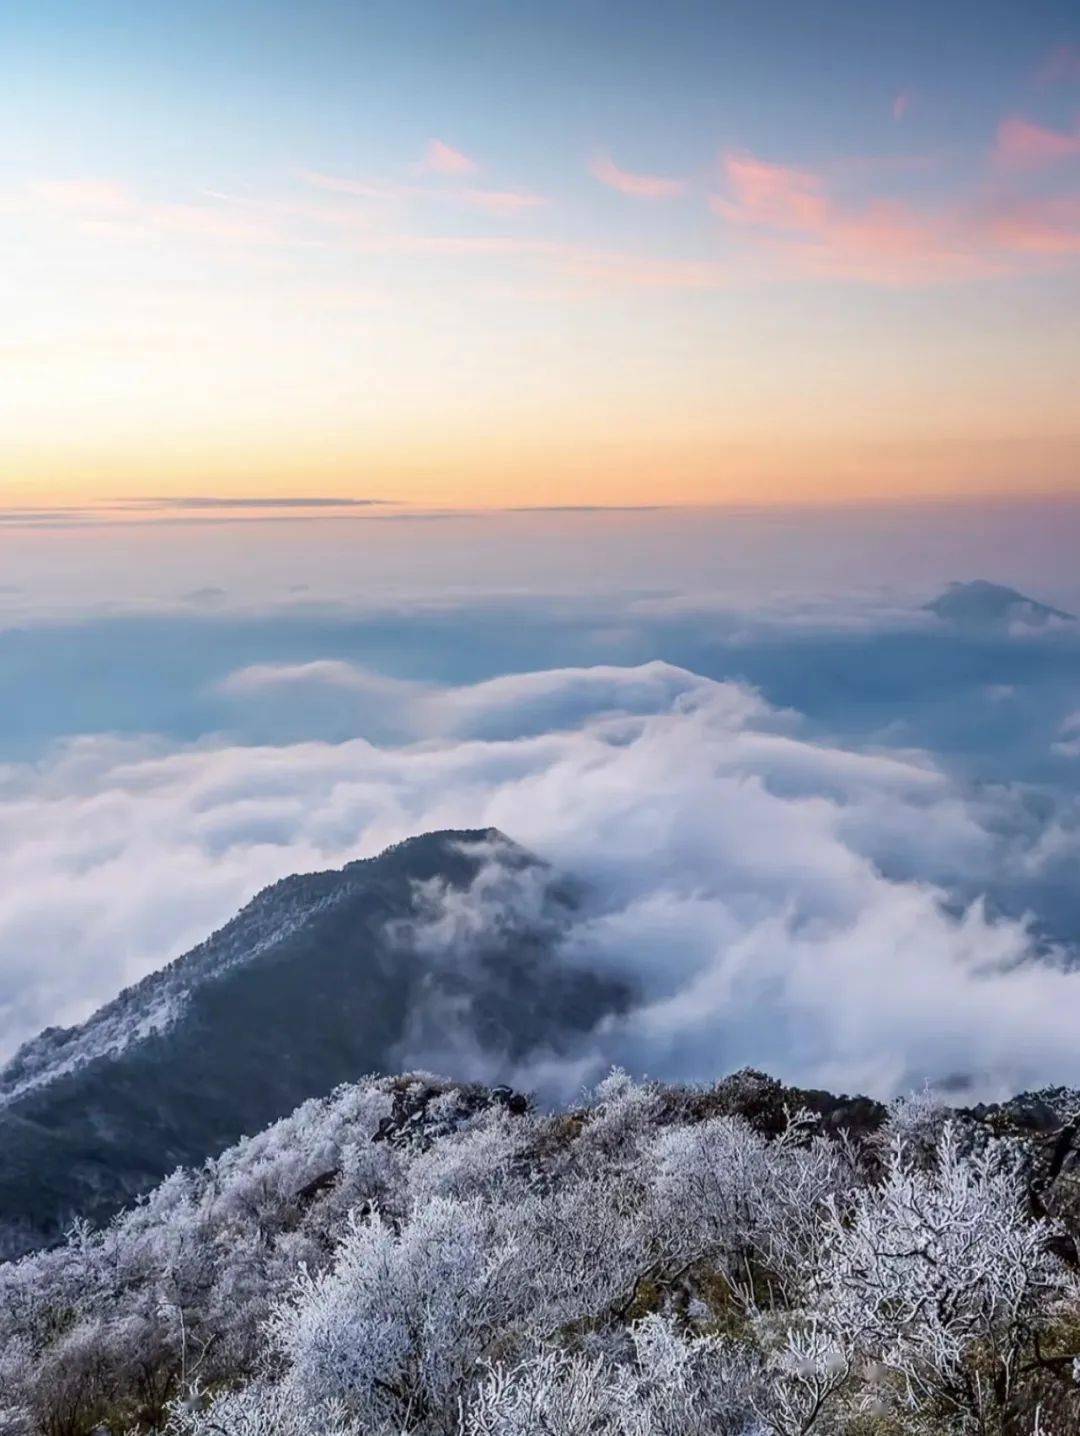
[1,659,1078,1099]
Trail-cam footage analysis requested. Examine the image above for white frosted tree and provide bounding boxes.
[462,1316,763,1436]
[268,1196,523,1433]
[811,1124,1069,1430]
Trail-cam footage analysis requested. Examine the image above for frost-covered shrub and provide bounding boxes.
[269,1197,523,1432]
[407,1109,529,1208]
[4,1072,1080,1436]
[0,1075,398,1433]
[511,1176,656,1333]
[878,1086,951,1164]
[168,1383,360,1436]
[464,1316,762,1436]
[812,1124,1069,1429]
[648,1110,855,1306]
[571,1069,665,1171]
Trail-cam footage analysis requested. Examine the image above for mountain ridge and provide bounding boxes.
[0,827,522,1105]
[0,827,626,1255]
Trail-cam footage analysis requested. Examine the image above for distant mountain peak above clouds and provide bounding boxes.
[926,579,1076,629]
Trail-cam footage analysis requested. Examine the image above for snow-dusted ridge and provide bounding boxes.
[0,880,347,1106]
[0,828,622,1256]
[0,827,532,1106]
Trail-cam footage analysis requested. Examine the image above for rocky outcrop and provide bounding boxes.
[373,1079,531,1152]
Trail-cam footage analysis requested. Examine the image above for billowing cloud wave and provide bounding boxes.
[216,657,766,741]
[1,659,1079,1099]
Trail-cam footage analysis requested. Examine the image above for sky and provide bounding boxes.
[2,3,1080,1103]
[2,0,1080,507]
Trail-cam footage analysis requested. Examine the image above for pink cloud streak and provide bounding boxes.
[711,148,1080,284]
[419,139,479,176]
[985,196,1080,253]
[712,154,829,231]
[588,152,686,199]
[993,115,1080,170]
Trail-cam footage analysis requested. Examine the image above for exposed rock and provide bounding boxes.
[372,1077,532,1151]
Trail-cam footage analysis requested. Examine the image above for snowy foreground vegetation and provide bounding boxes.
[3,1070,1080,1436]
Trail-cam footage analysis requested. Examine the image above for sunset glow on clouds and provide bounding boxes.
[994,115,1080,169]
[709,144,1080,282]
[0,0,1077,508]
[588,152,687,199]
[417,139,480,177]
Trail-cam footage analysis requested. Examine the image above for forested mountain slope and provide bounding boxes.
[0,830,624,1254]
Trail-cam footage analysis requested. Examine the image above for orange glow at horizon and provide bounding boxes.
[6,425,1080,515]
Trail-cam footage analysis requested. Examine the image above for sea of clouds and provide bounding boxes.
[3,645,1080,1100]
[3,502,1080,1099]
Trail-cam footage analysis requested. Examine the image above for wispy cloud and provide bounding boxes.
[992,115,1080,170]
[709,151,957,284]
[297,170,409,200]
[26,117,1080,306]
[144,496,389,510]
[29,178,290,246]
[711,145,1080,283]
[298,169,546,217]
[18,171,727,299]
[588,151,686,199]
[418,138,479,176]
[0,497,397,529]
[984,196,1080,253]
[713,153,830,232]
[459,188,548,215]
